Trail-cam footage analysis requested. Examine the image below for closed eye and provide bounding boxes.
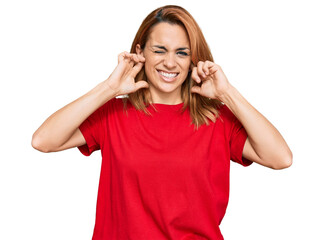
[154,51,165,54]
[177,51,189,56]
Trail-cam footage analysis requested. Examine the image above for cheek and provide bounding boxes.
[144,57,159,72]
[144,62,154,74]
[143,54,153,66]
[181,65,190,76]
[181,59,191,71]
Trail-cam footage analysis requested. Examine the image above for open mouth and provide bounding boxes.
[157,70,179,82]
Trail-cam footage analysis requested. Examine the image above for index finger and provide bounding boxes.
[127,53,146,64]
[191,67,201,84]
[118,51,129,63]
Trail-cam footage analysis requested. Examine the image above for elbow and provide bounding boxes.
[271,150,293,170]
[31,133,51,153]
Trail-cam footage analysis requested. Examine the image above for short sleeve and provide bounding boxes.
[77,100,110,156]
[229,116,252,166]
[221,105,253,167]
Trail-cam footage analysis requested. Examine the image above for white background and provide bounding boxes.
[1,0,323,239]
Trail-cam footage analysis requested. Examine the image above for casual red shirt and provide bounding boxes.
[78,97,252,240]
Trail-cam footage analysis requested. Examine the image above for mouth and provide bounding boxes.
[157,70,179,82]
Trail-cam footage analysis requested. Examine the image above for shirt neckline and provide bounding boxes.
[149,102,185,112]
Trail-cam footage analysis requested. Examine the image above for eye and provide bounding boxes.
[154,51,165,54]
[177,51,189,56]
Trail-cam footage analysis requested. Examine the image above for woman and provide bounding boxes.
[32,5,292,240]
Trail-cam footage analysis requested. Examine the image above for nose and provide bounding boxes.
[163,53,177,69]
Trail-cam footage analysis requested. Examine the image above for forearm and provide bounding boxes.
[220,85,292,169]
[32,80,117,152]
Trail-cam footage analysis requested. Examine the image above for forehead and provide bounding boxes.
[147,22,190,48]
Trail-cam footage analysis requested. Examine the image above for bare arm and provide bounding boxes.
[32,52,148,152]
[191,61,292,169]
[220,85,292,169]
[31,82,116,152]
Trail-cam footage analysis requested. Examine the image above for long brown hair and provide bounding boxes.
[127,5,222,128]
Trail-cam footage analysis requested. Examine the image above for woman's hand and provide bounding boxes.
[191,61,231,101]
[105,52,149,96]
[190,61,292,169]
[31,52,149,153]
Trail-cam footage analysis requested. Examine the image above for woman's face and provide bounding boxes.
[136,22,191,104]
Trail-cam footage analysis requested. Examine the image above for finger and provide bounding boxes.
[124,52,134,62]
[130,62,144,78]
[118,51,128,63]
[123,53,139,68]
[137,54,146,63]
[191,86,202,95]
[197,61,206,79]
[134,54,145,63]
[208,63,219,75]
[127,53,146,65]
[134,80,149,91]
[202,61,213,76]
[130,53,140,63]
[191,67,201,84]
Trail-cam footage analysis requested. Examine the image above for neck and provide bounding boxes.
[149,90,183,105]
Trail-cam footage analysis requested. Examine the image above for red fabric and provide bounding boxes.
[78,98,252,240]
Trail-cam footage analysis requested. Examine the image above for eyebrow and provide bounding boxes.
[152,45,190,51]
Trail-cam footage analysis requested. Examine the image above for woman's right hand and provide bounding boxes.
[105,52,149,96]
[32,52,148,153]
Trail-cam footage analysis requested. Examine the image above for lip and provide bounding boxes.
[157,69,179,74]
[156,69,179,82]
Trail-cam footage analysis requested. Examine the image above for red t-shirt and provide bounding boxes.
[78,98,252,240]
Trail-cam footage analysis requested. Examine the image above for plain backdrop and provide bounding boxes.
[1,0,323,239]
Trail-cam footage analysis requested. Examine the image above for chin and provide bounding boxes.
[152,82,180,93]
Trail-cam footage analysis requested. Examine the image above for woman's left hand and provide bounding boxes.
[191,61,231,101]
[191,61,292,170]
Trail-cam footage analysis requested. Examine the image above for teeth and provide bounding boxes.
[159,71,177,78]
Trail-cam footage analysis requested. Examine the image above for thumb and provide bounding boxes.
[191,86,202,95]
[134,80,149,91]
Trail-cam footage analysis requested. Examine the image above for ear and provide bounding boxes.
[136,44,144,57]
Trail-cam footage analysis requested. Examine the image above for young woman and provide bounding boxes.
[32,5,292,240]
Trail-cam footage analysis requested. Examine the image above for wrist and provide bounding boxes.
[218,85,249,115]
[218,84,236,104]
[101,78,121,97]
[86,80,119,106]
